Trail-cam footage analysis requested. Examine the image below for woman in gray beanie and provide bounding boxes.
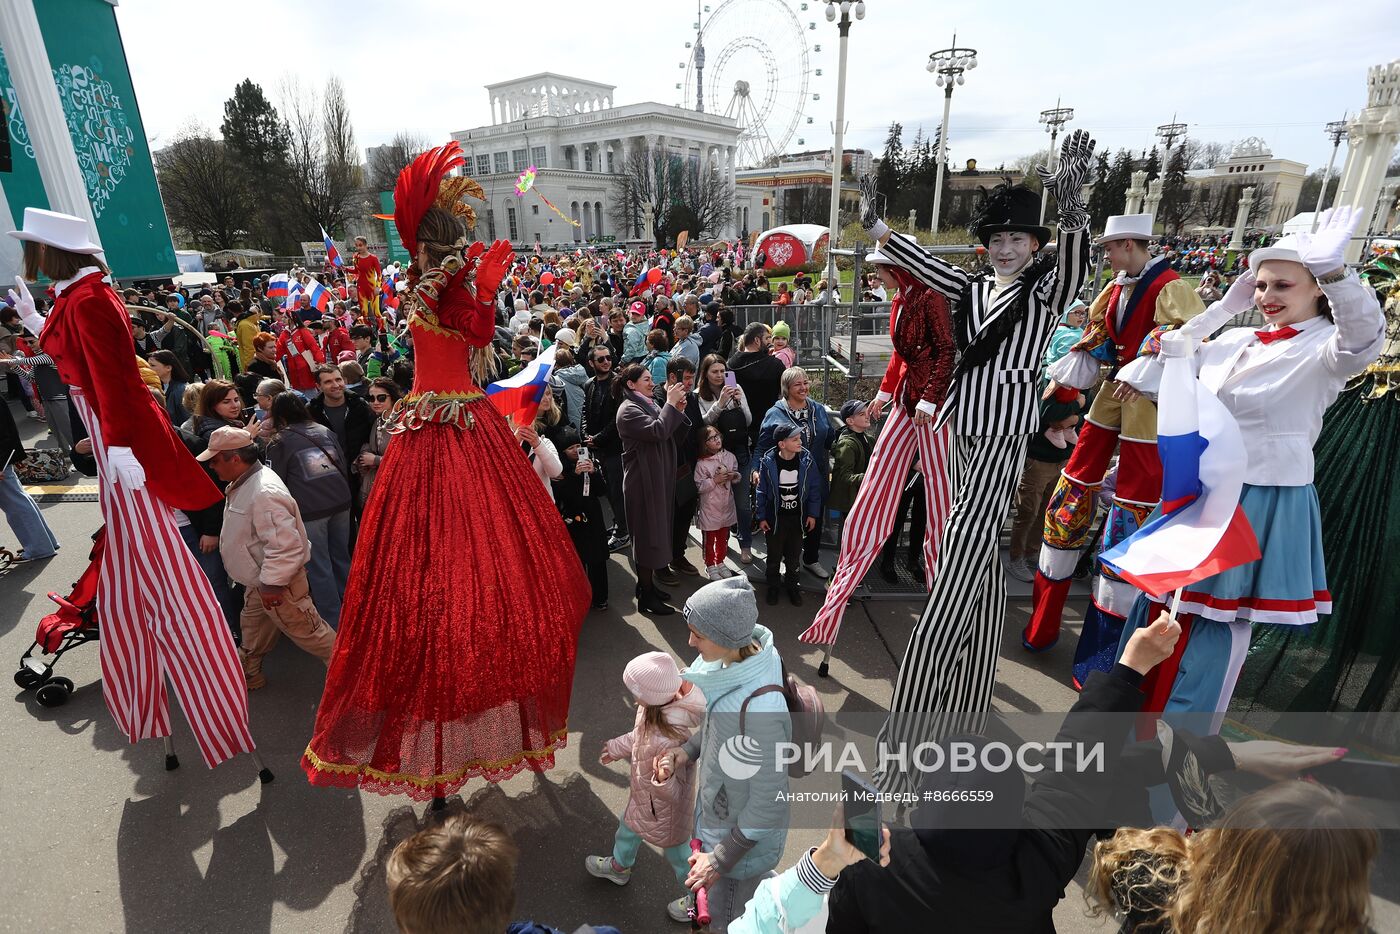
[654,576,791,931]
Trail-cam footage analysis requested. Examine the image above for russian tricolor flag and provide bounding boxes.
[267,273,290,300]
[305,280,331,312]
[487,345,556,426]
[321,226,343,268]
[1102,346,1259,597]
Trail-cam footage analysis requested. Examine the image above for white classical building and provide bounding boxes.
[1184,138,1308,228]
[450,73,769,247]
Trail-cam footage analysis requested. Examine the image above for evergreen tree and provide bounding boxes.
[1098,150,1135,223]
[221,79,287,174]
[874,121,904,210]
[1157,146,1190,234]
[1087,150,1113,229]
[1143,146,1161,182]
[220,79,290,251]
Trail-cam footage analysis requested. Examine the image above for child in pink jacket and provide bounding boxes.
[585,652,706,923]
[694,426,741,580]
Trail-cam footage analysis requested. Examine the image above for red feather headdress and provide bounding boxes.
[387,142,465,259]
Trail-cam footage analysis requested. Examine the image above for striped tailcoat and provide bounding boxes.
[873,224,1090,796]
[879,227,1090,437]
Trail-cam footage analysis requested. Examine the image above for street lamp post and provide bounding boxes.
[1155,116,1188,155]
[824,1,864,311]
[1037,98,1074,224]
[925,35,976,233]
[1313,117,1349,232]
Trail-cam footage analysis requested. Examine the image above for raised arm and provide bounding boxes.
[859,176,968,299]
[1299,207,1386,375]
[1034,129,1096,315]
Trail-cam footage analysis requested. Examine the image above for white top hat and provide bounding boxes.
[1093,214,1155,245]
[865,247,898,266]
[1248,234,1304,269]
[7,207,102,254]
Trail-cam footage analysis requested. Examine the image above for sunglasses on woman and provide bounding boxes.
[368,393,391,402]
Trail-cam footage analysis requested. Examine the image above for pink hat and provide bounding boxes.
[628,300,647,317]
[623,651,682,706]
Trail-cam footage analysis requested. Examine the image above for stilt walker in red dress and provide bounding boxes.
[800,238,954,663]
[302,144,590,802]
[9,208,257,770]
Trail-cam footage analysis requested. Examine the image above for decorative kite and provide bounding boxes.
[514,165,580,227]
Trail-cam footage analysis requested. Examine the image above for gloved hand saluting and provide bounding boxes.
[1295,205,1362,278]
[106,447,147,492]
[1037,129,1096,229]
[858,175,889,241]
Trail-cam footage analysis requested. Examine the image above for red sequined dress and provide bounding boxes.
[302,251,589,800]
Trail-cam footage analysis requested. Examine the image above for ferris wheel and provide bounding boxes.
[677,0,819,168]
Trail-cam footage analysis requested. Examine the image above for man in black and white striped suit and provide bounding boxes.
[863,130,1096,795]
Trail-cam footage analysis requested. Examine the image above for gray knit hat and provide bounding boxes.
[683,576,758,649]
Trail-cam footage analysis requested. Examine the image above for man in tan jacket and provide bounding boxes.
[199,427,335,689]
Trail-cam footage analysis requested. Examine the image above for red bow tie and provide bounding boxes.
[1255,326,1300,345]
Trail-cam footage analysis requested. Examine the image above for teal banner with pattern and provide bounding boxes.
[0,0,176,279]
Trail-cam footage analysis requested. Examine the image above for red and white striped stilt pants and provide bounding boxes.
[801,404,951,647]
[73,392,254,768]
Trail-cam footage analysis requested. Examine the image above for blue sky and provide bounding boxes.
[117,0,1398,173]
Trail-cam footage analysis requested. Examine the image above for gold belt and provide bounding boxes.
[386,390,485,432]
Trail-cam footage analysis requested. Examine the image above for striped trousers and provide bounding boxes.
[875,433,1028,797]
[73,392,254,768]
[801,405,951,647]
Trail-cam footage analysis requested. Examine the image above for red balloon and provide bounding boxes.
[539,271,555,286]
[647,268,663,284]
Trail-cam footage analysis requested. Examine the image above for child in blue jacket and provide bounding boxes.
[755,424,821,607]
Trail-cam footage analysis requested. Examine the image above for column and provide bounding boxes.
[0,1,102,247]
[1227,186,1256,251]
[1335,61,1400,261]
[1144,179,1164,223]
[1124,170,1148,215]
[645,134,659,194]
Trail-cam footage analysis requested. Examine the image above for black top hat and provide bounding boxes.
[971,184,1051,249]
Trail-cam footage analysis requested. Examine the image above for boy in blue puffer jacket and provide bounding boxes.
[755,424,822,607]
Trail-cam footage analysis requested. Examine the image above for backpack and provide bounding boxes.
[739,663,827,779]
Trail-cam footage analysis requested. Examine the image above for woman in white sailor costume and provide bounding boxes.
[1114,206,1385,716]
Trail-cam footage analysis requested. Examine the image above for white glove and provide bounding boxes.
[1219,269,1256,315]
[106,446,147,491]
[1295,205,1363,277]
[8,277,45,336]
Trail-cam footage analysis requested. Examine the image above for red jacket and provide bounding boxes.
[278,325,323,389]
[324,326,355,363]
[878,286,956,416]
[40,271,220,511]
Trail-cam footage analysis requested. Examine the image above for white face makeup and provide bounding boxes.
[1254,260,1325,328]
[986,231,1036,275]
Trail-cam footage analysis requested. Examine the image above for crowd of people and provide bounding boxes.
[1,122,1393,934]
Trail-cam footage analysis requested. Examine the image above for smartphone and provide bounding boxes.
[241,406,256,419]
[841,770,882,861]
[577,446,591,463]
[724,371,737,388]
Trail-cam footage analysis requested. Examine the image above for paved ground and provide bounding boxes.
[3,402,1395,933]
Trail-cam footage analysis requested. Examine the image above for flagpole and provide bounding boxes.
[1167,587,1183,622]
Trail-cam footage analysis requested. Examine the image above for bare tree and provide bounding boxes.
[1183,138,1229,171]
[609,148,734,243]
[277,75,364,240]
[154,123,253,250]
[368,131,431,193]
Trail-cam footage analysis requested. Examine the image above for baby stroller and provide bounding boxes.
[14,527,103,708]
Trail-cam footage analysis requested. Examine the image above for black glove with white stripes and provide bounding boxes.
[858,176,889,240]
[1037,129,1095,230]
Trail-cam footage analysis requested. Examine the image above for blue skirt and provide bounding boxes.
[1171,483,1330,626]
